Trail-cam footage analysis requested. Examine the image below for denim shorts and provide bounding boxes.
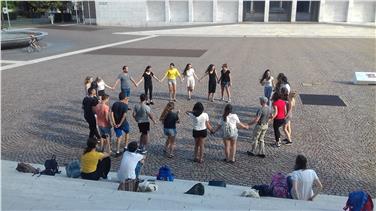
[168,79,176,86]
[221,82,230,88]
[121,88,131,97]
[114,122,130,138]
[99,126,112,139]
[164,128,177,137]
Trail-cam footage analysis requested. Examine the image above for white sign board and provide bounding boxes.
[353,72,376,85]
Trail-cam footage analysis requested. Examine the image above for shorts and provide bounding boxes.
[168,79,176,86]
[192,129,207,138]
[138,122,150,135]
[98,90,105,97]
[114,122,130,138]
[187,78,195,88]
[99,126,112,139]
[221,82,230,88]
[121,88,131,97]
[164,128,177,137]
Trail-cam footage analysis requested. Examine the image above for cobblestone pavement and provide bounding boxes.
[2,26,375,196]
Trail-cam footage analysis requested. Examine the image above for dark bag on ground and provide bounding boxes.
[252,185,273,197]
[118,179,139,192]
[185,183,205,196]
[208,180,226,187]
[66,160,81,178]
[343,190,374,211]
[39,155,60,176]
[16,162,39,174]
[157,165,174,181]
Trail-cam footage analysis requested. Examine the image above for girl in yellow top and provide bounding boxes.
[160,63,183,102]
[80,137,111,180]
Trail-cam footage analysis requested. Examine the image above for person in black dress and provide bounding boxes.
[136,65,161,105]
[199,64,219,102]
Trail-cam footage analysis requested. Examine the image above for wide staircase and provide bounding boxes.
[2,160,347,210]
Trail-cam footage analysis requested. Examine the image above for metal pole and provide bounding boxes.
[81,1,85,24]
[5,0,11,28]
[75,1,79,24]
[87,1,91,25]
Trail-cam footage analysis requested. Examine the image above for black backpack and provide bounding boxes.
[39,155,60,176]
[185,183,205,196]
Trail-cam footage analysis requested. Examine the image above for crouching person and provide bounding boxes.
[117,141,145,191]
[80,137,111,180]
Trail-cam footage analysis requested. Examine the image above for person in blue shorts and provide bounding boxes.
[112,65,138,97]
[111,92,130,157]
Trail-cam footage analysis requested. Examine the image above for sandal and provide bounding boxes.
[167,154,174,158]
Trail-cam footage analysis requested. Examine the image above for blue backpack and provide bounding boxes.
[156,165,174,181]
[66,160,81,178]
[344,191,374,211]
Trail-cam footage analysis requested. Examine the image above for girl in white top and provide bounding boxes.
[289,155,322,201]
[186,102,213,163]
[259,69,274,106]
[95,77,113,100]
[183,63,199,100]
[213,104,249,163]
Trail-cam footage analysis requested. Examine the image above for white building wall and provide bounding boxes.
[147,1,165,22]
[95,1,148,27]
[217,0,239,22]
[95,0,374,26]
[193,0,213,22]
[323,1,349,22]
[350,2,375,22]
[170,0,189,22]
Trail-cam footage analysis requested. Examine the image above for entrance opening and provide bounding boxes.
[243,1,265,22]
[269,1,292,21]
[296,1,320,21]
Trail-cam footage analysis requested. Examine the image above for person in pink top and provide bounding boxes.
[271,88,290,147]
[95,94,112,152]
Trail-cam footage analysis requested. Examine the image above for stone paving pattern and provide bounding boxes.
[2,26,376,196]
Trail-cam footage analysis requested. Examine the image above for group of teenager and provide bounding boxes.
[80,63,322,201]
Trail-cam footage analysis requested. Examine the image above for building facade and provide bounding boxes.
[94,0,376,26]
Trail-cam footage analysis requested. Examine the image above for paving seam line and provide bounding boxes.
[0,35,158,72]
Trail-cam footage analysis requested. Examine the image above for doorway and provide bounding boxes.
[269,1,292,21]
[243,1,265,22]
[296,1,320,21]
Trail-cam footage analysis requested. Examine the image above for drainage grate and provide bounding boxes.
[85,48,207,57]
[299,94,347,107]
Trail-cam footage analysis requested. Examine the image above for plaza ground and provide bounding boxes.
[1,23,375,197]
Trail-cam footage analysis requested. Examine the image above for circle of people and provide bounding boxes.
[81,63,322,201]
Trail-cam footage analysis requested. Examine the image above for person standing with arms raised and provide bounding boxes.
[112,65,138,97]
[160,63,183,102]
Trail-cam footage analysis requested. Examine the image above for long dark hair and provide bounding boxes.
[294,154,307,170]
[222,104,232,122]
[160,102,175,122]
[183,63,191,76]
[260,69,271,84]
[144,65,151,73]
[83,138,98,154]
[206,64,215,74]
[192,102,204,117]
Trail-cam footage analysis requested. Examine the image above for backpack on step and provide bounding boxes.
[66,160,81,178]
[270,172,288,198]
[343,191,374,211]
[39,155,60,176]
[156,165,174,181]
[16,162,40,174]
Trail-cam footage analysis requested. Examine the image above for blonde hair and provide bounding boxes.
[159,102,175,122]
[289,91,297,107]
[84,76,92,86]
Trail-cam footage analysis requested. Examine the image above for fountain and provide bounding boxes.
[1,29,48,49]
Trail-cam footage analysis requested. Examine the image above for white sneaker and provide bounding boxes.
[228,98,231,103]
